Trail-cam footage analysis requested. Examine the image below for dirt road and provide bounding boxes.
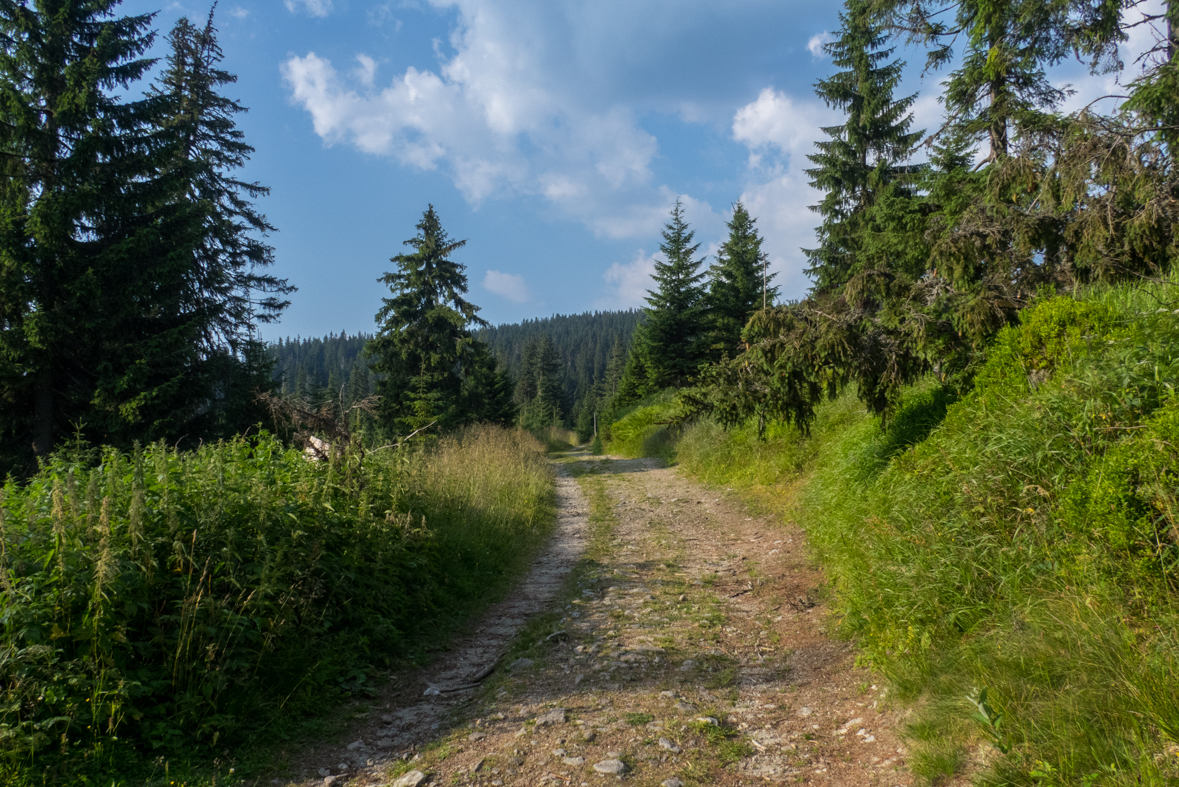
[292,450,912,787]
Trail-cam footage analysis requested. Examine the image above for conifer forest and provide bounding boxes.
[2,0,1179,785]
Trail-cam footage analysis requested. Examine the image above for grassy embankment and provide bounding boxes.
[0,425,555,785]
[608,280,1179,785]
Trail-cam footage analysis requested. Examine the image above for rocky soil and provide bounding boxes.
[279,450,913,787]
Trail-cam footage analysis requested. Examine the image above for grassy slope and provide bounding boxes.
[609,281,1179,786]
[0,425,555,785]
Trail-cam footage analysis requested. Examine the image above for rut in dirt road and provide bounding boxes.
[310,451,913,787]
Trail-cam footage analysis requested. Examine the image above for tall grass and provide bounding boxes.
[531,425,579,453]
[0,425,553,777]
[605,391,681,460]
[631,278,1179,785]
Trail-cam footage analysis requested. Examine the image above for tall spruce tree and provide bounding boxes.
[0,0,163,469]
[804,0,922,296]
[705,203,777,358]
[642,200,707,387]
[153,11,292,358]
[882,0,1098,162]
[368,206,487,435]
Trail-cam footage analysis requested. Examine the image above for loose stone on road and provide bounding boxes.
[286,449,912,786]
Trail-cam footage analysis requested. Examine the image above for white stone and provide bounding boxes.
[592,759,626,775]
[658,738,681,753]
[393,770,427,787]
[537,708,567,726]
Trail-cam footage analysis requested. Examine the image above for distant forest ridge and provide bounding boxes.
[269,309,643,412]
[477,310,643,409]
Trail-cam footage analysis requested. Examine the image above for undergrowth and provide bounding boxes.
[0,425,554,784]
[612,278,1179,785]
[605,391,681,460]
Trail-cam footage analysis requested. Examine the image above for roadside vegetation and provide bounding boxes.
[606,277,1179,784]
[0,425,554,784]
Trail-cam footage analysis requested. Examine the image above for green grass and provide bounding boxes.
[611,277,1179,785]
[604,391,681,460]
[0,425,555,784]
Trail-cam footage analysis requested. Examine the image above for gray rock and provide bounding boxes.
[317,768,330,778]
[346,739,364,750]
[510,657,535,672]
[381,714,394,723]
[552,748,567,757]
[605,751,623,759]
[581,730,597,743]
[393,770,427,787]
[662,780,684,787]
[536,708,567,726]
[375,738,393,749]
[470,759,485,773]
[322,777,338,786]
[592,759,627,775]
[658,737,681,754]
[562,756,586,766]
[468,732,487,742]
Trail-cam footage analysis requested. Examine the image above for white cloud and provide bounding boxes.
[806,31,832,58]
[483,270,531,303]
[287,1,849,235]
[599,250,657,309]
[227,6,249,19]
[353,54,378,86]
[282,40,657,210]
[285,0,333,18]
[731,87,839,300]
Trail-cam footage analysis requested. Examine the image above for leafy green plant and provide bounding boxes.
[0,425,553,777]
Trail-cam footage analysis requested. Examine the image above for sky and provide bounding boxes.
[121,0,1166,339]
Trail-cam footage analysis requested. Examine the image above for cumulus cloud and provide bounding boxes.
[599,250,658,309]
[807,31,832,58]
[285,0,333,17]
[352,54,378,86]
[283,0,834,238]
[282,0,661,216]
[483,270,531,303]
[730,87,839,300]
[227,6,249,20]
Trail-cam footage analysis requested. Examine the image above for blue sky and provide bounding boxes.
[122,0,1162,339]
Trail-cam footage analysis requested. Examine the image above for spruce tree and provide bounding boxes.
[534,335,564,426]
[0,0,164,468]
[805,0,921,296]
[151,11,291,431]
[368,206,487,435]
[705,203,777,358]
[643,200,707,387]
[154,11,292,342]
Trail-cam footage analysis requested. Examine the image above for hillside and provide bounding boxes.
[605,279,1179,785]
[271,332,373,402]
[478,310,643,411]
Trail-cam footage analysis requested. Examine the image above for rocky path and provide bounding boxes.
[287,451,912,787]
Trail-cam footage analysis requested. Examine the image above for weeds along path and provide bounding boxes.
[291,451,912,787]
